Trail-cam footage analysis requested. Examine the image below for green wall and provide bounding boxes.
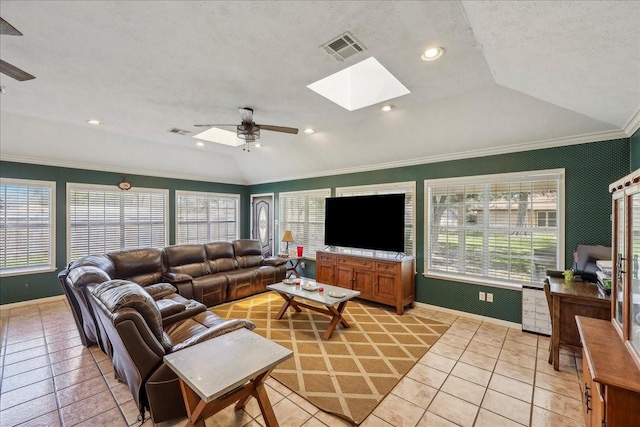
[1,138,630,322]
[0,161,249,305]
[250,139,630,323]
[631,128,640,170]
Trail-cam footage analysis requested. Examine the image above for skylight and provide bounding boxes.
[307,57,410,111]
[192,127,243,147]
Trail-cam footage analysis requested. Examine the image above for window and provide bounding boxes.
[336,181,416,256]
[537,211,557,227]
[279,189,330,258]
[425,169,564,287]
[176,191,240,244]
[67,184,168,261]
[0,178,56,276]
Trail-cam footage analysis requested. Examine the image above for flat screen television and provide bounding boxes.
[324,194,405,253]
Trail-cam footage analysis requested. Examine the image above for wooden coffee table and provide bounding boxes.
[164,328,293,427]
[267,279,360,339]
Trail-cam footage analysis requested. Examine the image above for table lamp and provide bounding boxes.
[281,230,294,253]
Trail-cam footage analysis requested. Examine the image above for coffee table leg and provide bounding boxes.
[275,294,301,319]
[323,301,350,339]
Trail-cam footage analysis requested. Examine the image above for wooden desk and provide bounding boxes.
[547,277,611,370]
[164,328,293,427]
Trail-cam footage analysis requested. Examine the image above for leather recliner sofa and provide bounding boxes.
[58,240,286,348]
[89,279,255,423]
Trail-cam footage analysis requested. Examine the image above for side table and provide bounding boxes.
[279,256,302,278]
[164,328,293,427]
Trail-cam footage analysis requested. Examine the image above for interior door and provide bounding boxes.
[252,195,273,257]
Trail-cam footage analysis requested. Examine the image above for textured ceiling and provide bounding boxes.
[0,1,638,185]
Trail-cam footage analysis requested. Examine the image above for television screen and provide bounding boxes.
[324,194,405,253]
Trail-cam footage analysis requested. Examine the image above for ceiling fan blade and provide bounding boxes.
[257,124,299,135]
[239,107,253,124]
[0,18,23,36]
[194,124,237,128]
[0,59,35,81]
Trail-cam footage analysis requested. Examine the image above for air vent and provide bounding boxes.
[321,32,365,61]
[167,127,190,136]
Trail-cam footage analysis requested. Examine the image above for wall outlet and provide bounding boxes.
[487,293,494,303]
[301,262,306,269]
[479,291,486,301]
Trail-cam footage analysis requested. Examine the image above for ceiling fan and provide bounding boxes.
[195,107,298,150]
[0,17,35,81]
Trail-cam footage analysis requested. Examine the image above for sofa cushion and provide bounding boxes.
[192,273,228,307]
[164,244,210,278]
[156,299,186,318]
[67,266,111,290]
[204,242,237,273]
[226,268,258,301]
[233,239,263,268]
[108,248,164,286]
[92,279,164,342]
[69,254,115,278]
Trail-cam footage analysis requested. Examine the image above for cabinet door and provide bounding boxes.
[376,272,397,303]
[353,268,374,296]
[336,265,354,289]
[613,193,625,330]
[628,191,640,356]
[316,262,335,285]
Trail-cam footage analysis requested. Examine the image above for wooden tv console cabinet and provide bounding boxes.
[315,251,415,315]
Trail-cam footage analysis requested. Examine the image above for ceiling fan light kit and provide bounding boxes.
[195,107,298,151]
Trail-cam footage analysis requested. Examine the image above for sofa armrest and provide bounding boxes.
[263,256,287,267]
[161,300,206,327]
[162,273,195,299]
[170,319,256,352]
[145,283,178,300]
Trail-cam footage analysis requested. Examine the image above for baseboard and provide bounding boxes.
[0,294,66,311]
[414,301,521,330]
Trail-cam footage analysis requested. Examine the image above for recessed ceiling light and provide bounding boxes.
[380,105,395,112]
[254,143,262,148]
[304,128,315,134]
[195,141,205,147]
[421,47,444,61]
[87,119,101,125]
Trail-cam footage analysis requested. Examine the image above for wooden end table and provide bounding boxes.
[267,280,360,339]
[163,328,293,427]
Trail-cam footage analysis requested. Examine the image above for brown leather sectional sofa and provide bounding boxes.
[58,239,286,348]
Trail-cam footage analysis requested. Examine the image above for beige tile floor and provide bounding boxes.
[0,298,586,427]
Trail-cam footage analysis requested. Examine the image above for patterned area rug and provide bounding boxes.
[211,292,449,424]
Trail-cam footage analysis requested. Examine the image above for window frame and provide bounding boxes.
[335,181,416,257]
[0,178,57,277]
[175,190,241,244]
[278,188,331,258]
[66,183,169,262]
[424,169,565,290]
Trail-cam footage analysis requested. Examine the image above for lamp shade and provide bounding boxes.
[281,230,294,242]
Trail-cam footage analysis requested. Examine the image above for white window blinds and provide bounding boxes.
[68,184,168,261]
[426,170,563,286]
[176,191,240,244]
[336,181,415,256]
[279,189,330,257]
[0,178,55,276]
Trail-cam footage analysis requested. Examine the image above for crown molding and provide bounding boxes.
[625,108,640,136]
[2,127,631,187]
[254,128,630,185]
[0,155,249,186]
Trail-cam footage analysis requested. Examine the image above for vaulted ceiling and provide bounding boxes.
[1,1,638,185]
